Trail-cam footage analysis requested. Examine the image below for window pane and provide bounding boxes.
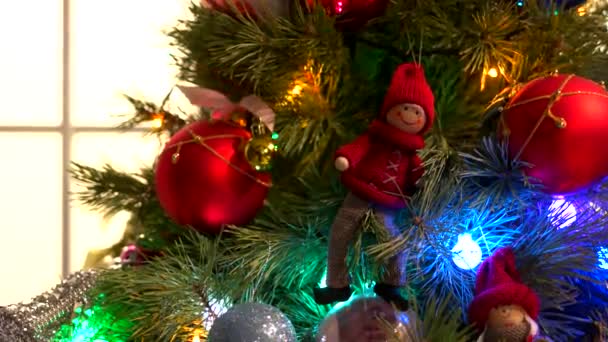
[70,132,161,271]
[0,1,62,126]
[70,0,194,127]
[0,134,62,305]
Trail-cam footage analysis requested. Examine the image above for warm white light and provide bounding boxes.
[451,233,483,270]
[290,84,303,96]
[191,331,202,342]
[151,115,164,129]
[487,68,499,78]
[577,6,587,16]
[548,197,577,229]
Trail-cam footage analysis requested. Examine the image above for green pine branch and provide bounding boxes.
[70,163,152,218]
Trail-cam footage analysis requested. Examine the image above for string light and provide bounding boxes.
[151,114,164,129]
[284,81,307,103]
[481,67,499,90]
[451,233,483,270]
[191,329,204,342]
[336,1,344,14]
[290,84,303,96]
[548,197,577,229]
[577,6,587,16]
[599,247,608,270]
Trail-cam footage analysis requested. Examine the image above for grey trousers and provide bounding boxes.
[326,192,406,288]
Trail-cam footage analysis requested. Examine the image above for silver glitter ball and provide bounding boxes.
[207,302,296,342]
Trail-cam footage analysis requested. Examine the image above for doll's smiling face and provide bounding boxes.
[487,305,527,329]
[386,103,426,134]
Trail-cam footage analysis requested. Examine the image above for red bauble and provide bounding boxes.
[309,0,389,30]
[203,0,289,17]
[119,244,162,266]
[155,120,271,233]
[499,74,608,194]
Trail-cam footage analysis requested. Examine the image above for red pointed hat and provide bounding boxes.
[468,247,540,332]
[380,62,435,133]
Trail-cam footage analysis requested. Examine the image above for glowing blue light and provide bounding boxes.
[548,197,577,229]
[451,233,483,270]
[516,1,524,6]
[599,248,608,270]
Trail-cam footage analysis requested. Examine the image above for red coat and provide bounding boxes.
[336,120,425,209]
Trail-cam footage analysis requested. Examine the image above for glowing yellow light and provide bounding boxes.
[577,7,586,16]
[290,84,303,96]
[191,329,203,342]
[487,68,498,78]
[151,114,164,128]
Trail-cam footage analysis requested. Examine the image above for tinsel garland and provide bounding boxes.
[0,270,99,341]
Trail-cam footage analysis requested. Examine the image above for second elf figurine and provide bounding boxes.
[314,62,435,310]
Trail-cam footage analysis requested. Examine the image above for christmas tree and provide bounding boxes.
[4,0,608,341]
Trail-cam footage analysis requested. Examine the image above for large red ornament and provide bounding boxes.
[499,74,608,194]
[155,120,271,233]
[203,0,289,17]
[309,0,389,30]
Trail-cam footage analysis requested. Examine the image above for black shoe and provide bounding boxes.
[313,286,353,305]
[373,283,409,311]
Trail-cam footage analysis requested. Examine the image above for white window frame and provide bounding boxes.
[0,1,147,277]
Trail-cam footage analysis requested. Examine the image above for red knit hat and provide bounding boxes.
[468,247,540,332]
[380,63,435,133]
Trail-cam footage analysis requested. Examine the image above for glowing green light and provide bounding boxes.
[554,10,559,15]
[317,267,375,312]
[53,299,131,342]
[271,132,279,140]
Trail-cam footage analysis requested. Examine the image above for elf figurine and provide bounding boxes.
[469,247,542,342]
[313,62,435,310]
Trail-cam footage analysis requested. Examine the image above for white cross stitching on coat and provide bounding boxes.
[383,173,397,184]
[387,160,399,171]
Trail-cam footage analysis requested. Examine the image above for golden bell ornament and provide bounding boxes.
[245,119,278,172]
[245,135,276,172]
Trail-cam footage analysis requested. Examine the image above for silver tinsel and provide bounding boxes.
[207,302,296,342]
[0,269,99,342]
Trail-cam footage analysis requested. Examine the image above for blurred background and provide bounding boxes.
[0,0,196,305]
